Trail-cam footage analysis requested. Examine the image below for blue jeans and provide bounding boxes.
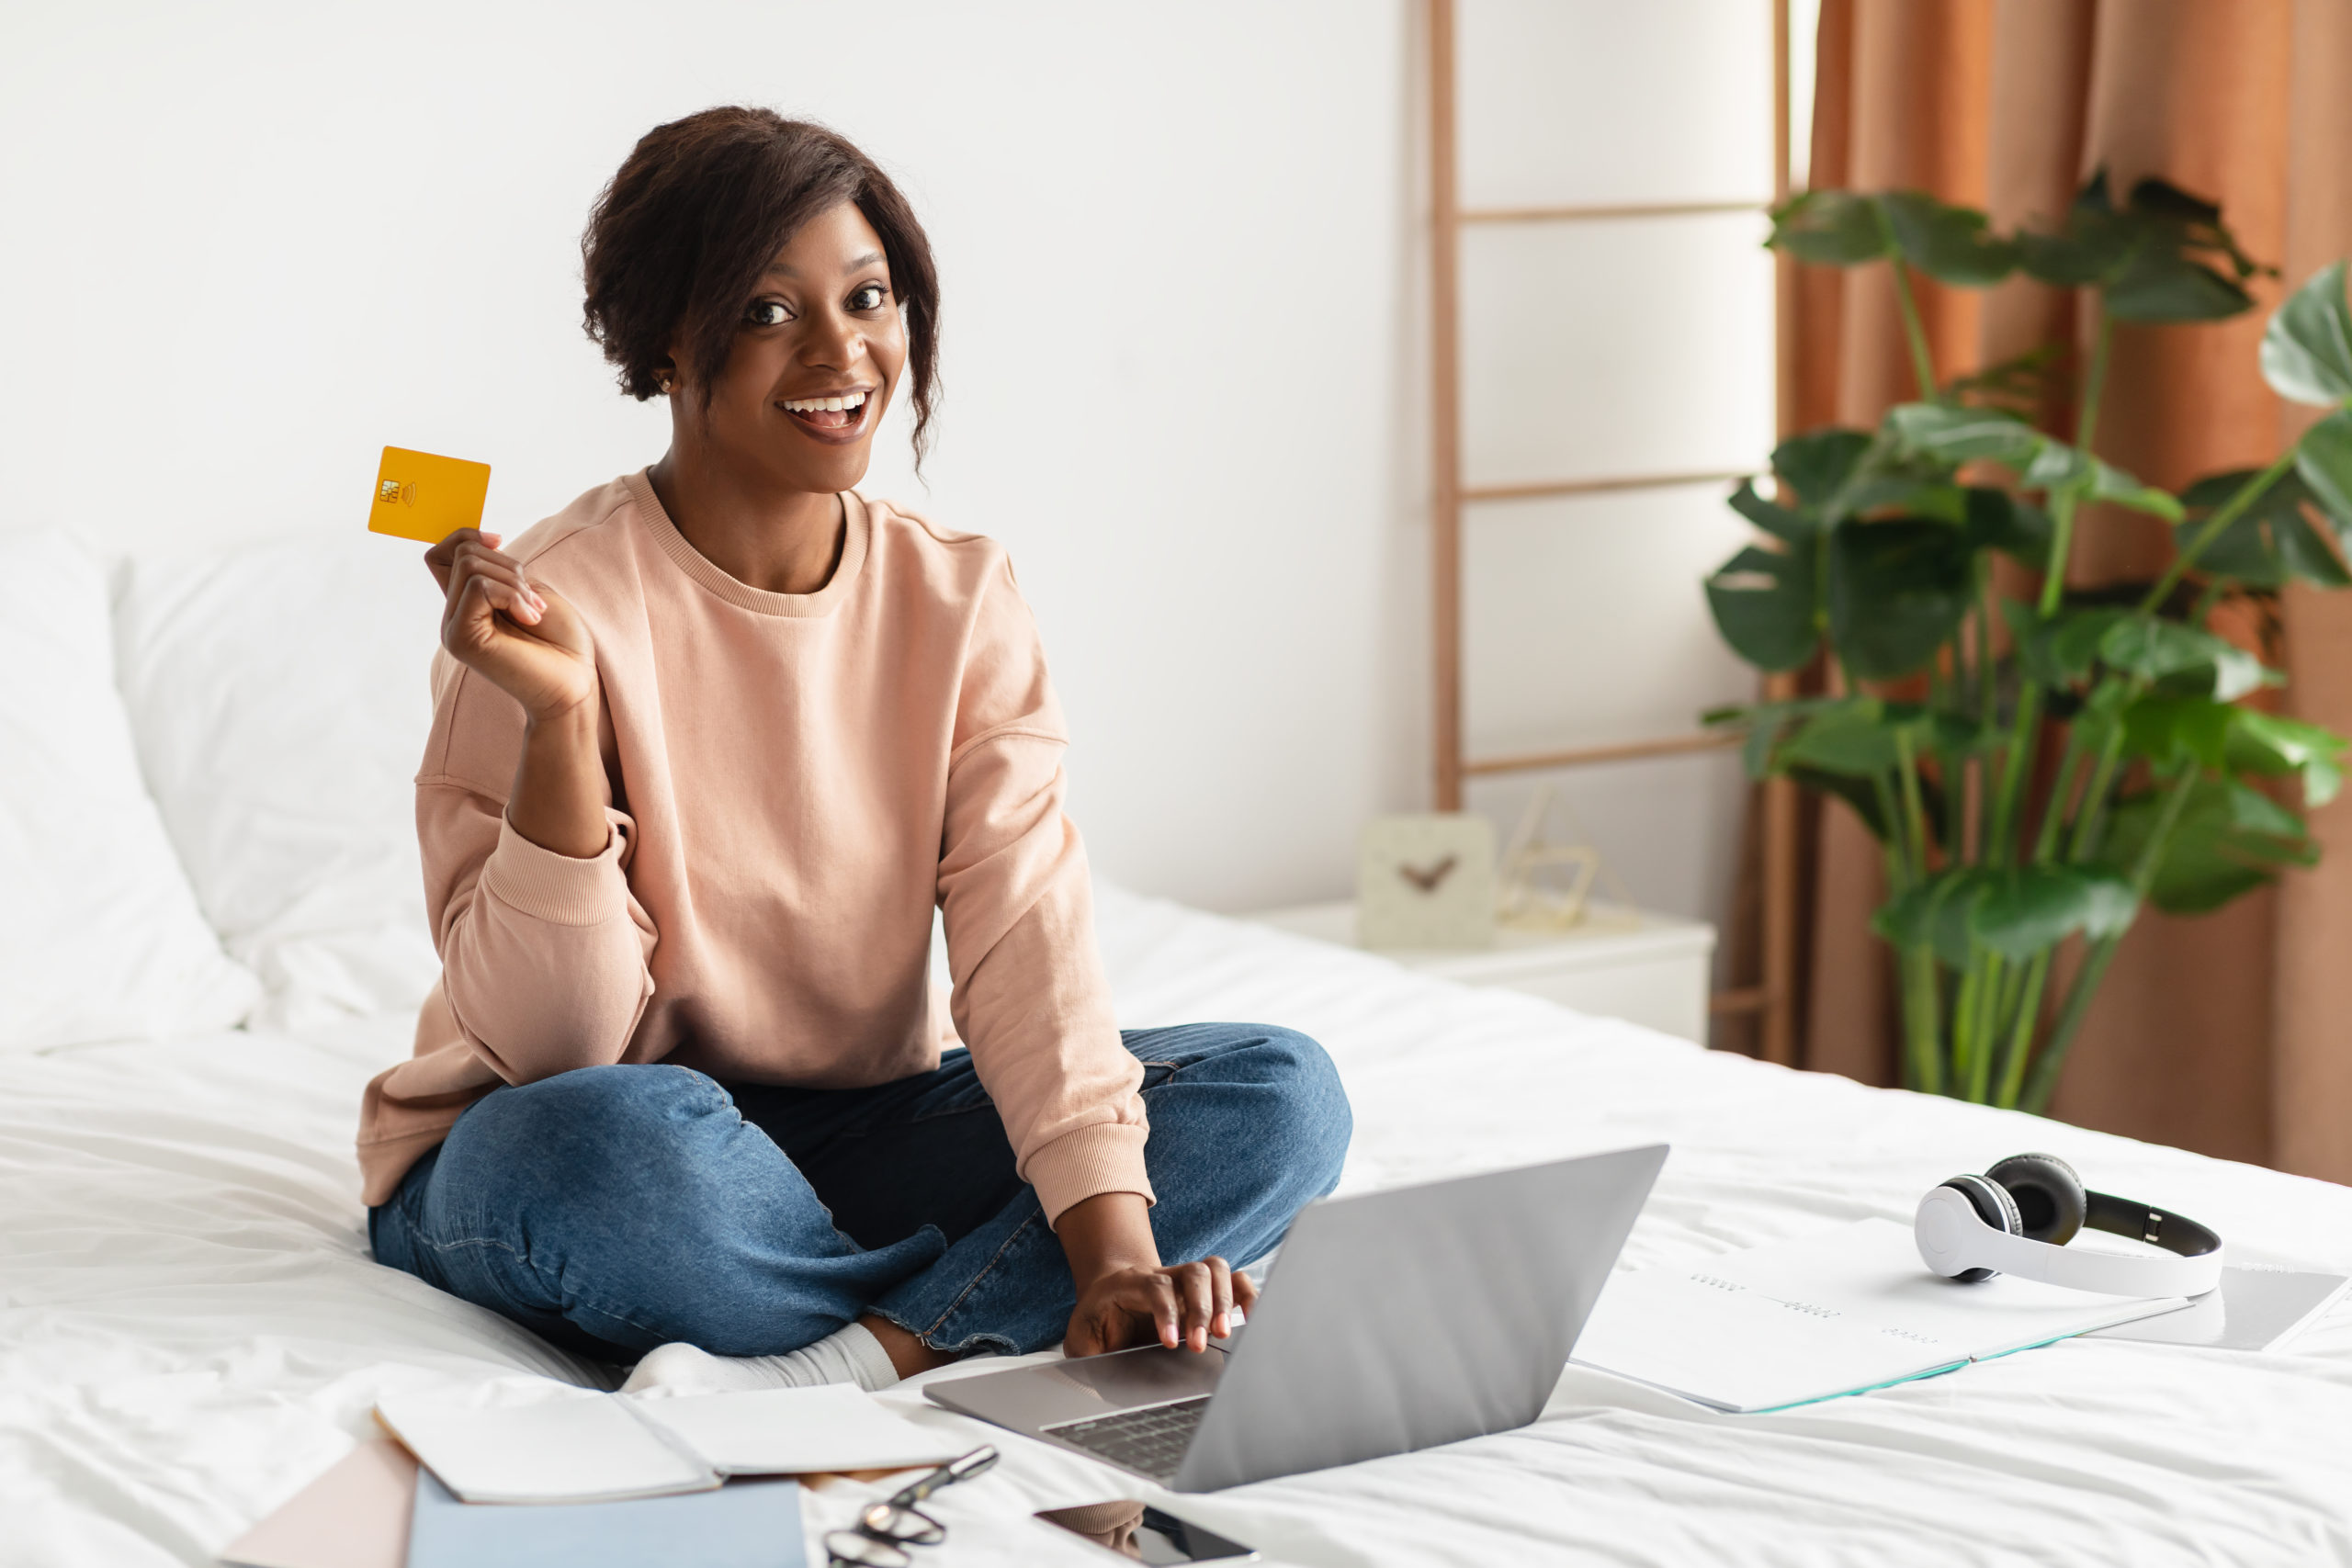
[368,1023,1351,1362]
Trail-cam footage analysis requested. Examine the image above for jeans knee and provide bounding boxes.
[1246,1026,1352,1193]
[449,1064,730,1192]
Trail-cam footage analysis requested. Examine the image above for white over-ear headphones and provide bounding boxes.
[1915,1153,2223,1298]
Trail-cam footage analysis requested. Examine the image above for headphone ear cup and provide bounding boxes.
[1985,1152,2086,1245]
[1939,1174,2020,1282]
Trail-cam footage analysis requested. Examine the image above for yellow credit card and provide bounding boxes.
[368,446,492,543]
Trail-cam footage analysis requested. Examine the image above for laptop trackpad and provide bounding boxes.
[926,1342,1229,1435]
[1040,1344,1227,1412]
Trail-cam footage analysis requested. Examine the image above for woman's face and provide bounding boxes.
[673,199,907,497]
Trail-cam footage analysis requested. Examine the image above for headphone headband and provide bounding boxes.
[1915,1159,2222,1298]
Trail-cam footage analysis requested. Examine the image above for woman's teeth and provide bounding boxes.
[786,385,870,423]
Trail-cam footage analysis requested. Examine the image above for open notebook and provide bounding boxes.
[375,1383,964,1504]
[1572,1217,2187,1413]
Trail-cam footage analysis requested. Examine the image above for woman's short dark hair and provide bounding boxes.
[582,108,940,465]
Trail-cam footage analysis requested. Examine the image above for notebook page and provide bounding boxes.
[375,1390,718,1505]
[1574,1268,1962,1412]
[1708,1218,2183,1353]
[1572,1218,2185,1413]
[629,1385,965,1475]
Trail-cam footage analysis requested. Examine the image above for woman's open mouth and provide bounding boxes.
[779,389,874,440]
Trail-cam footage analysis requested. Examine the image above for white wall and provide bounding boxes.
[1,1,1774,932]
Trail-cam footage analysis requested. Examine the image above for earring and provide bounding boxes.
[656,370,675,396]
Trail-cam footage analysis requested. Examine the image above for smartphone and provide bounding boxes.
[1034,1499,1260,1563]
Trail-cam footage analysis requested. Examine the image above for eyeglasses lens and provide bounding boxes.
[822,1529,912,1568]
[860,1504,944,1545]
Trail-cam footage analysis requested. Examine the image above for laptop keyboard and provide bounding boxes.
[1044,1396,1212,1482]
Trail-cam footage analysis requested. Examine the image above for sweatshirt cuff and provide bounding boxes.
[1025,1121,1155,1228]
[481,814,628,926]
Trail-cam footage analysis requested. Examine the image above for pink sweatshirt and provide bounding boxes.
[356,472,1148,1221]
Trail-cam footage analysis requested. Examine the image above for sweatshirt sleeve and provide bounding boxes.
[416,654,658,1085]
[938,555,1149,1227]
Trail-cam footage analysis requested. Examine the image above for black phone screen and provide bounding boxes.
[1034,1499,1258,1563]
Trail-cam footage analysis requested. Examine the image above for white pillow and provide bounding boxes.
[0,530,261,1050]
[115,534,445,1029]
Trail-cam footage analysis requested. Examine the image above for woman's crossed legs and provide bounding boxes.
[368,1023,1351,1364]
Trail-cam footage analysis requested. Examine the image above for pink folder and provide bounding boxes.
[218,1438,418,1568]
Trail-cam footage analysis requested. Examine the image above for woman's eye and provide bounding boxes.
[849,284,887,310]
[745,300,790,327]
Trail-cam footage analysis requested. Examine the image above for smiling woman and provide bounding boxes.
[356,107,1351,1397]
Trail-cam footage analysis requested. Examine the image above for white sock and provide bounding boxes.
[620,1322,901,1398]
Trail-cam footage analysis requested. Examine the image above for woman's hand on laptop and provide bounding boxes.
[1056,1192,1259,1357]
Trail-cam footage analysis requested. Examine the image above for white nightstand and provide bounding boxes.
[1241,900,1718,1044]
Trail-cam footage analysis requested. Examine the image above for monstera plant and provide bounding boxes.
[1706,173,2352,1111]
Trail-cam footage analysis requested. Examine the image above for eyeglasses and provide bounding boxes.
[822,1445,1000,1568]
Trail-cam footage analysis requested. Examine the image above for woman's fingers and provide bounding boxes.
[1176,1263,1214,1351]
[1204,1257,1235,1338]
[1234,1269,1259,1316]
[424,528,501,593]
[444,545,547,630]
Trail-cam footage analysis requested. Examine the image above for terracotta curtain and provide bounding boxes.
[1779,0,2352,1181]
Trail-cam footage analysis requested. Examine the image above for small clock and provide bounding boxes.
[1356,814,1496,950]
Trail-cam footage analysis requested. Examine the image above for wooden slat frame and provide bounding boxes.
[1425,0,1799,1046]
[1462,198,1767,224]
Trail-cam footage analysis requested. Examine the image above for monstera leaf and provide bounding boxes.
[2101,776,2317,914]
[1879,191,2018,287]
[2175,467,2350,590]
[1886,404,2181,519]
[1874,864,2135,965]
[2019,171,2263,322]
[1705,539,1819,671]
[2261,260,2352,408]
[1827,520,1975,680]
[1768,190,1892,266]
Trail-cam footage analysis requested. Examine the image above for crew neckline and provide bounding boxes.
[625,468,869,618]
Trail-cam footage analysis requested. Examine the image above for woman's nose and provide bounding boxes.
[802,310,865,369]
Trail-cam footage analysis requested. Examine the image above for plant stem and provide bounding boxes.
[1895,728,1933,878]
[1993,950,2052,1109]
[2034,732,2087,863]
[1887,259,1939,400]
[1971,954,2012,1103]
[1950,952,1984,1096]
[2143,446,2300,613]
[1903,944,1946,1096]
[1974,570,1996,860]
[2021,936,2116,1115]
[1985,683,2043,866]
[2021,766,2199,1112]
[2075,312,2113,454]
[2065,724,2129,863]
[2189,579,2228,627]
[2038,489,2079,617]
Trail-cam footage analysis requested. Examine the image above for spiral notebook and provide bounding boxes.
[1571,1218,2187,1413]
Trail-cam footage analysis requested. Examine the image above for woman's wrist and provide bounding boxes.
[1054,1190,1161,1288]
[507,698,610,859]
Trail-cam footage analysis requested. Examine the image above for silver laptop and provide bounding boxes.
[925,1144,1667,1492]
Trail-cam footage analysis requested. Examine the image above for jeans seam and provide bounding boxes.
[412,1228,672,1344]
[910,1207,1040,1344]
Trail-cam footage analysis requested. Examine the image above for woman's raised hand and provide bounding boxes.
[425,529,597,723]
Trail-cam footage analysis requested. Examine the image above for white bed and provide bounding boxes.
[5,528,2351,1566]
[8,886,2352,1567]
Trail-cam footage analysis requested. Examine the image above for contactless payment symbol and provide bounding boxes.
[368,446,492,544]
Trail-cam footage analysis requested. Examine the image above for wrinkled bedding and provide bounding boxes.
[6,886,2350,1566]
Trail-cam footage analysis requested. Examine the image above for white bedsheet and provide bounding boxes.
[5,886,2349,1566]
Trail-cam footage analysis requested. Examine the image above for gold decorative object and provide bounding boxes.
[1495,785,1637,934]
